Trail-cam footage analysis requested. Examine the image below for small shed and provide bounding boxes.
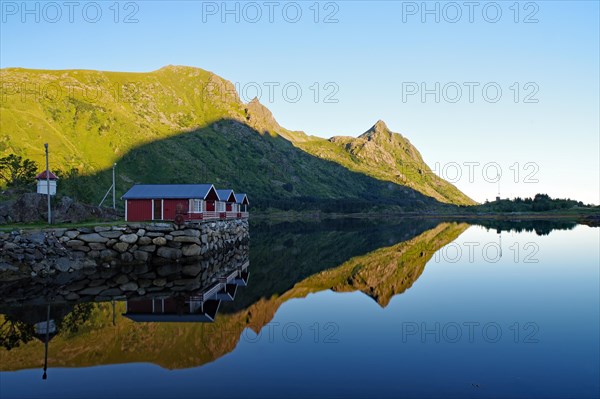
[216,189,237,213]
[235,193,250,213]
[35,171,58,196]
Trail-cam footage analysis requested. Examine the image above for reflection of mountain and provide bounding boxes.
[230,218,441,311]
[0,222,467,371]
[470,219,577,236]
[302,222,469,306]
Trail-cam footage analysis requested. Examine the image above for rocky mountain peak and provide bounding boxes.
[359,119,394,141]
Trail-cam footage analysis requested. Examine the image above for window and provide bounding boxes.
[192,199,203,213]
[216,201,226,212]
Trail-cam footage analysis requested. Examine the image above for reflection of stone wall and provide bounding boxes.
[0,243,249,306]
[0,220,249,275]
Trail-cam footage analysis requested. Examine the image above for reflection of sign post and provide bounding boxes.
[34,319,56,335]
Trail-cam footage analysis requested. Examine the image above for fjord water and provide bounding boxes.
[1,220,598,398]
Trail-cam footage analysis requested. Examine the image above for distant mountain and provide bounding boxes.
[295,120,475,205]
[0,66,474,208]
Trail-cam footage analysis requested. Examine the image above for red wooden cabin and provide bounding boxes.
[216,189,237,219]
[235,193,250,218]
[122,184,221,222]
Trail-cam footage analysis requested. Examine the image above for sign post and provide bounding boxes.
[44,143,51,224]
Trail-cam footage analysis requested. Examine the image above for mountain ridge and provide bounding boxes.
[0,65,475,207]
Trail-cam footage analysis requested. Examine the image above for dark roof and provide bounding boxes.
[216,189,235,202]
[234,193,249,205]
[35,171,59,180]
[122,314,216,323]
[121,184,215,200]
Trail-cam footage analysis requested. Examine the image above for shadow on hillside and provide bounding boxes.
[62,118,447,212]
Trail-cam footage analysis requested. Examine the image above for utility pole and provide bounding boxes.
[44,143,51,224]
[112,163,117,210]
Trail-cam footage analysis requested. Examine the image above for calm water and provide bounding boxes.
[1,219,598,398]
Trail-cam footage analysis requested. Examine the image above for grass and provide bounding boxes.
[0,219,124,232]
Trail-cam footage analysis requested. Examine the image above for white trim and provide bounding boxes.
[204,184,217,200]
[190,199,204,213]
[151,200,154,220]
[125,200,128,221]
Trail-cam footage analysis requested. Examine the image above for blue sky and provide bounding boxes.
[1,1,598,204]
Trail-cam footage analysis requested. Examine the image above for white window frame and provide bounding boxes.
[191,199,203,213]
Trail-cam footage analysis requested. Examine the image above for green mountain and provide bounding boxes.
[0,66,475,208]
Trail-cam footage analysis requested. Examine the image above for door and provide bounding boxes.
[153,199,163,220]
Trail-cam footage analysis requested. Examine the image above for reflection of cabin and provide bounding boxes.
[122,184,249,222]
[35,171,58,196]
[123,262,249,323]
[124,296,222,322]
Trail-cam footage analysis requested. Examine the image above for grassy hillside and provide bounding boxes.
[0,66,474,208]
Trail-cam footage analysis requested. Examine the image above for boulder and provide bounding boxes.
[99,288,123,296]
[113,242,129,253]
[120,282,138,291]
[65,230,80,239]
[133,251,150,262]
[182,244,202,257]
[120,234,138,244]
[157,246,182,260]
[88,242,107,250]
[100,249,119,260]
[138,245,156,252]
[173,236,201,244]
[114,274,129,285]
[99,231,123,239]
[54,258,73,272]
[120,252,134,262]
[146,232,164,238]
[0,262,19,272]
[183,229,201,237]
[156,263,181,276]
[137,236,152,245]
[79,286,109,296]
[152,237,167,246]
[79,233,109,243]
[182,263,203,276]
[25,232,46,245]
[153,278,167,286]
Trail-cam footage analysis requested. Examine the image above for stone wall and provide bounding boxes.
[0,219,249,275]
